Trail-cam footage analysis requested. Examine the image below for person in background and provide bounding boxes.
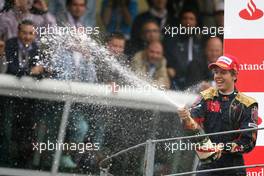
[213,1,224,40]
[52,0,98,166]
[107,32,126,56]
[5,20,45,77]
[57,0,87,27]
[125,19,161,57]
[54,0,98,168]
[214,1,224,28]
[49,0,96,27]
[51,28,97,168]
[131,40,170,89]
[101,0,138,39]
[166,0,200,23]
[130,0,169,46]
[141,20,161,44]
[3,20,45,168]
[164,8,205,90]
[54,0,97,82]
[196,36,223,92]
[97,32,127,85]
[30,0,52,16]
[0,0,56,40]
[205,37,223,80]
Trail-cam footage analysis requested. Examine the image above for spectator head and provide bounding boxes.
[18,20,36,47]
[107,32,126,55]
[205,37,223,64]
[141,19,161,43]
[66,0,87,20]
[145,41,163,64]
[180,9,198,27]
[215,2,224,27]
[31,0,48,14]
[148,0,167,12]
[13,0,33,13]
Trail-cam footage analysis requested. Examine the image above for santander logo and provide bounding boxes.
[239,0,263,20]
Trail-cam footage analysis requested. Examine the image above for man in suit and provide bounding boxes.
[3,20,46,168]
[131,40,170,89]
[6,20,44,77]
[164,9,205,90]
[51,0,98,169]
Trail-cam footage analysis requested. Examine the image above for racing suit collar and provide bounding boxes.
[216,88,238,98]
[217,88,238,102]
[219,89,234,95]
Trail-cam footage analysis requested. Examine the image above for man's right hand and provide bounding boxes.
[178,107,200,130]
[177,107,191,120]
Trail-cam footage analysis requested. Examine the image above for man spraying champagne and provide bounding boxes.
[178,55,258,176]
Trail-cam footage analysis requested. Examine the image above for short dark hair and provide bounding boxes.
[141,18,160,34]
[230,70,238,82]
[205,36,223,47]
[142,19,159,28]
[66,0,87,7]
[179,8,199,21]
[18,20,35,31]
[107,32,126,42]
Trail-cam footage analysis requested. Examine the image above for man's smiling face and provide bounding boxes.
[212,67,236,93]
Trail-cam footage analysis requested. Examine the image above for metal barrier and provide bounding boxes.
[99,127,264,176]
[0,75,196,112]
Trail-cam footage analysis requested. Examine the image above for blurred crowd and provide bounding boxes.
[0,0,225,173]
[0,0,225,91]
